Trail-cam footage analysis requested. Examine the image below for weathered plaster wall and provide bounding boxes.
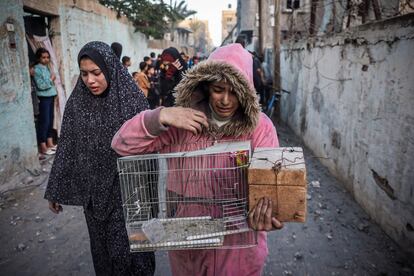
[23,0,60,15]
[0,0,39,187]
[56,0,149,95]
[280,14,414,255]
[0,0,150,189]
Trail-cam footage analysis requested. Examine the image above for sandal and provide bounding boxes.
[43,149,55,155]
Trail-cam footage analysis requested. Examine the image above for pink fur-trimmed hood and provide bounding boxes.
[174,43,260,138]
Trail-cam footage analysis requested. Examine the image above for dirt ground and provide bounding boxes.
[0,123,412,276]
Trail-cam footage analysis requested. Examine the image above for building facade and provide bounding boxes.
[179,18,213,57]
[221,4,237,43]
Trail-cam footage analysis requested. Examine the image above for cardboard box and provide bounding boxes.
[248,147,307,222]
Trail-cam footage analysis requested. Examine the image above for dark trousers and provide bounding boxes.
[37,96,55,143]
[84,204,155,276]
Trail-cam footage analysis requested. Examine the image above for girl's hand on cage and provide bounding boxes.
[48,201,63,214]
[248,197,283,231]
[159,107,209,135]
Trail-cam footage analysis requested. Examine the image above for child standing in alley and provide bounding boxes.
[33,48,57,155]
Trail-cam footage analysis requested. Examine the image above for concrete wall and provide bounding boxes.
[0,0,39,187]
[0,0,151,189]
[237,0,257,33]
[279,14,414,255]
[23,0,60,15]
[55,0,149,95]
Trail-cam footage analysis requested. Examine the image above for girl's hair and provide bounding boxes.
[35,48,50,63]
[198,81,210,96]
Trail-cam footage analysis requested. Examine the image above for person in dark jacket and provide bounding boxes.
[251,51,265,105]
[234,36,265,104]
[110,42,123,59]
[159,47,187,107]
[44,41,155,276]
[146,65,160,109]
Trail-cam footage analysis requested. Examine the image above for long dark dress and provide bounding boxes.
[44,41,155,275]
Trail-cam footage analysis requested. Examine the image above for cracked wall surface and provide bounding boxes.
[279,14,414,255]
[0,0,149,188]
[0,0,39,187]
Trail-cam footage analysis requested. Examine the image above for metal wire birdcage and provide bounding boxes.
[117,141,257,252]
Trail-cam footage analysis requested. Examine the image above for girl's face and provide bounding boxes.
[79,58,108,96]
[148,67,155,76]
[208,80,239,119]
[39,52,50,65]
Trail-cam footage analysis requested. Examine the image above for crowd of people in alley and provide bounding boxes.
[120,45,204,109]
[27,36,282,276]
[29,36,271,161]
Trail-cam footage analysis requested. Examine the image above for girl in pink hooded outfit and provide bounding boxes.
[112,43,283,276]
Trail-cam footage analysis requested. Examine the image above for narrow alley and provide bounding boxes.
[0,123,411,276]
[1,0,413,275]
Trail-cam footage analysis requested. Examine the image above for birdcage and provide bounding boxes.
[117,141,257,252]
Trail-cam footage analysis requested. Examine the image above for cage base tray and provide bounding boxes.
[129,217,226,250]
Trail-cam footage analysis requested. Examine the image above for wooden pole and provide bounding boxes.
[371,0,382,20]
[309,0,317,36]
[258,0,263,57]
[361,0,370,24]
[273,0,281,92]
[346,0,352,28]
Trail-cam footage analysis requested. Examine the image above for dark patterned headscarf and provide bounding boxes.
[45,41,148,220]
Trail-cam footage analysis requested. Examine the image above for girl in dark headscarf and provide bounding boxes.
[159,47,187,107]
[44,41,155,275]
